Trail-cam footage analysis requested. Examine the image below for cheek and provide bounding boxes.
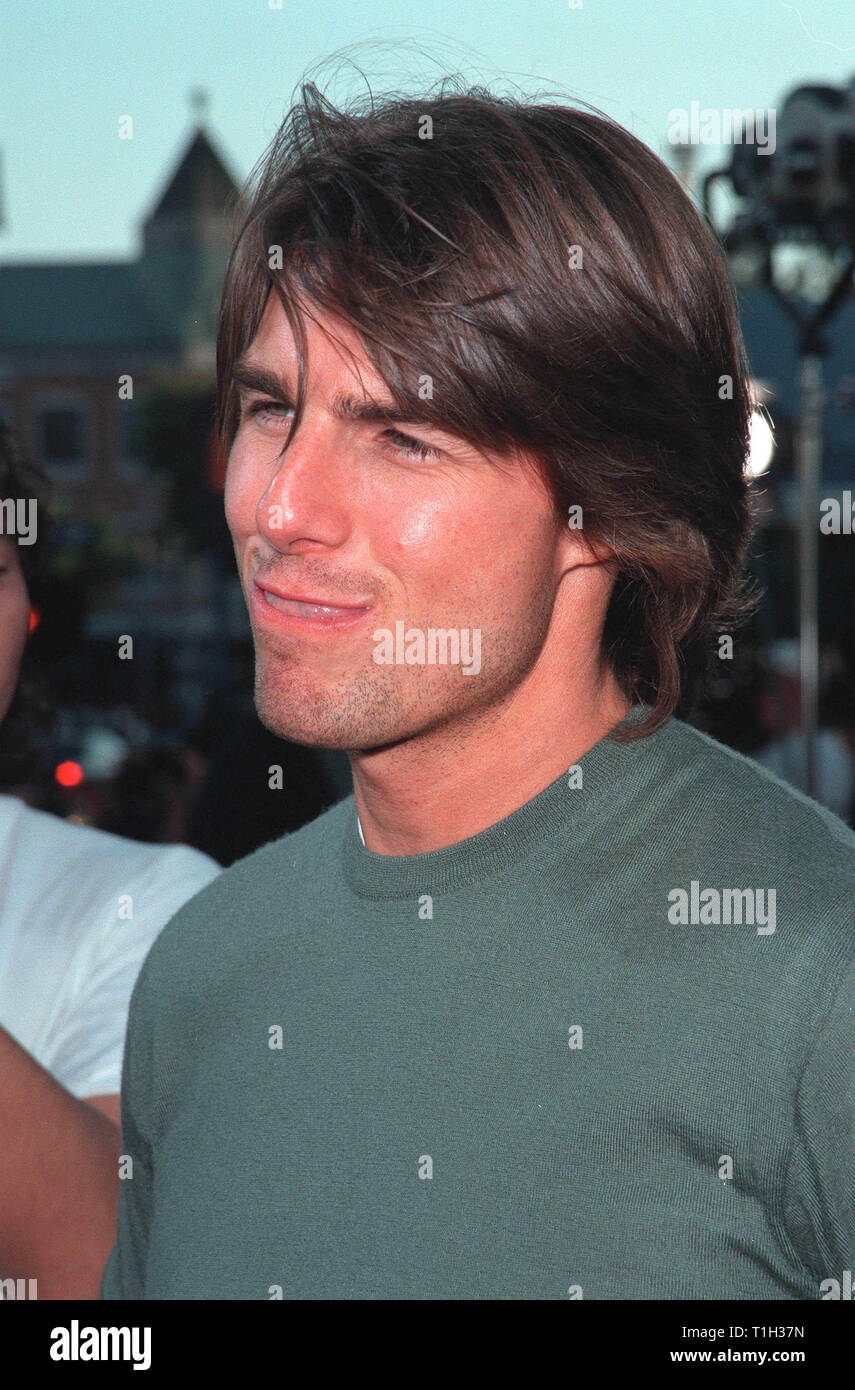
[378,479,555,604]
[379,493,480,605]
[392,497,452,551]
[224,442,262,538]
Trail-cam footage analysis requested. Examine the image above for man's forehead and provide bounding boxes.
[236,294,413,420]
[235,288,526,465]
[249,290,373,376]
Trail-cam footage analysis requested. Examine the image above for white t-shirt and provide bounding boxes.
[0,794,220,1099]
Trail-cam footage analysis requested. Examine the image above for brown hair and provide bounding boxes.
[216,80,755,739]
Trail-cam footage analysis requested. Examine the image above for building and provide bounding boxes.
[0,113,239,533]
[0,113,250,740]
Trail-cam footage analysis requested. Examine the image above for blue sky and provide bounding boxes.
[1,0,854,261]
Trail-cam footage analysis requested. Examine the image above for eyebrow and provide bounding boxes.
[231,359,434,429]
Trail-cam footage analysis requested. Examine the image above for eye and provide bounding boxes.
[382,428,440,461]
[242,399,293,425]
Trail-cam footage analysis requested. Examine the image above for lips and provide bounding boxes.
[255,578,370,608]
[251,580,372,630]
[263,592,366,619]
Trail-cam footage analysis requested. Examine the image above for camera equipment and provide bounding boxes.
[703,78,855,797]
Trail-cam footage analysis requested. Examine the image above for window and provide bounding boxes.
[116,389,149,478]
[42,408,83,462]
[34,395,91,478]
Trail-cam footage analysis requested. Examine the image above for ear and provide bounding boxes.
[556,516,616,574]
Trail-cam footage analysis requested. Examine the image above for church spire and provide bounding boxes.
[188,87,210,130]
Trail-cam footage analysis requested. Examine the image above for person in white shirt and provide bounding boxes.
[0,424,219,1298]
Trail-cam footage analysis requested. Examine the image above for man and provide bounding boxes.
[101,85,854,1300]
[0,424,220,1297]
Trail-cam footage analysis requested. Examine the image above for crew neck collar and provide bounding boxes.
[342,703,659,899]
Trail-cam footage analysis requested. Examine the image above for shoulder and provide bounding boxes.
[664,719,855,864]
[638,719,855,969]
[134,795,354,987]
[0,793,220,902]
[0,795,221,1019]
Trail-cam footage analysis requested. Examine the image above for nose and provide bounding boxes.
[255,419,353,552]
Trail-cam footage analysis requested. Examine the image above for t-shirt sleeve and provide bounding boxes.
[100,954,155,1300]
[782,949,855,1292]
[48,847,219,1100]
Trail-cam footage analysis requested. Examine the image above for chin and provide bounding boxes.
[254,697,330,748]
[253,683,421,754]
[252,653,484,752]
[252,676,373,751]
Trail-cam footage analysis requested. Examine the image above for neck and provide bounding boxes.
[349,653,631,856]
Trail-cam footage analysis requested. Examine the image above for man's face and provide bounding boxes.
[225,291,592,752]
[0,538,30,725]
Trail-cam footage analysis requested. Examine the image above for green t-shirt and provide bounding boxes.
[101,712,855,1299]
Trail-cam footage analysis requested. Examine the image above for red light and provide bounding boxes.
[28,605,40,635]
[55,760,84,788]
